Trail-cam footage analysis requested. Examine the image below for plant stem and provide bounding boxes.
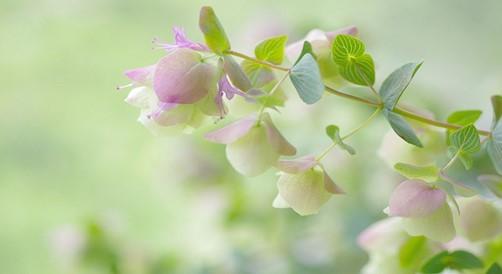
[257,71,290,118]
[225,50,492,137]
[394,108,491,136]
[325,85,381,107]
[224,50,290,72]
[316,107,382,161]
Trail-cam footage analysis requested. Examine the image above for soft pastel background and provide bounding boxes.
[1,0,501,273]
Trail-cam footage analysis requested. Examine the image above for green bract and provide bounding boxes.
[380,62,422,110]
[254,35,288,65]
[199,6,231,54]
[394,163,439,183]
[383,109,423,147]
[332,34,375,86]
[289,53,324,104]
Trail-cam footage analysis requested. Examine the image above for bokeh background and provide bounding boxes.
[1,0,501,273]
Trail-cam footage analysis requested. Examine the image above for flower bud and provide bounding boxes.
[153,48,217,104]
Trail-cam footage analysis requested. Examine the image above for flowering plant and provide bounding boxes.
[118,6,502,273]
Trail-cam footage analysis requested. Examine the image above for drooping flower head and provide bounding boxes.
[273,155,344,216]
[205,112,296,176]
[388,179,455,242]
[120,27,250,133]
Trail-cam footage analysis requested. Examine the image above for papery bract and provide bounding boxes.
[401,202,455,243]
[389,179,446,218]
[357,217,408,252]
[458,197,502,242]
[153,48,218,104]
[274,156,343,216]
[205,113,296,176]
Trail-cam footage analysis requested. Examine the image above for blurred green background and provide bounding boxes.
[1,0,501,273]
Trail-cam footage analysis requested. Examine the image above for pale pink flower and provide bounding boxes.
[205,113,296,176]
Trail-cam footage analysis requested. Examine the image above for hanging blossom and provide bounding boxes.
[120,27,249,133]
[273,155,344,216]
[205,112,296,176]
[387,179,455,242]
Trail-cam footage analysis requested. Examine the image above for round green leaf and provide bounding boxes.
[289,53,324,104]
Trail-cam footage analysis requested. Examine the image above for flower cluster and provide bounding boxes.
[119,6,502,271]
[119,7,356,215]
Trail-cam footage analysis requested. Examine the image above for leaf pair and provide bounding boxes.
[379,62,424,147]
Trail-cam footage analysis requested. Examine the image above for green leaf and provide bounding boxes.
[448,250,484,270]
[254,35,288,65]
[289,53,324,104]
[332,35,375,86]
[294,41,315,65]
[488,120,502,175]
[446,110,482,145]
[199,6,231,54]
[447,110,482,126]
[339,54,375,86]
[380,62,422,110]
[394,163,439,182]
[421,250,484,273]
[383,109,423,147]
[325,125,356,155]
[492,95,502,124]
[421,251,449,273]
[222,55,252,91]
[487,263,502,274]
[450,125,481,154]
[241,60,275,87]
[399,236,427,268]
[332,34,365,64]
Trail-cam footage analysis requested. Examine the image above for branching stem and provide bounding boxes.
[225,50,492,137]
[316,107,382,161]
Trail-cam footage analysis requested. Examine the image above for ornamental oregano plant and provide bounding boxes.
[119,7,502,273]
